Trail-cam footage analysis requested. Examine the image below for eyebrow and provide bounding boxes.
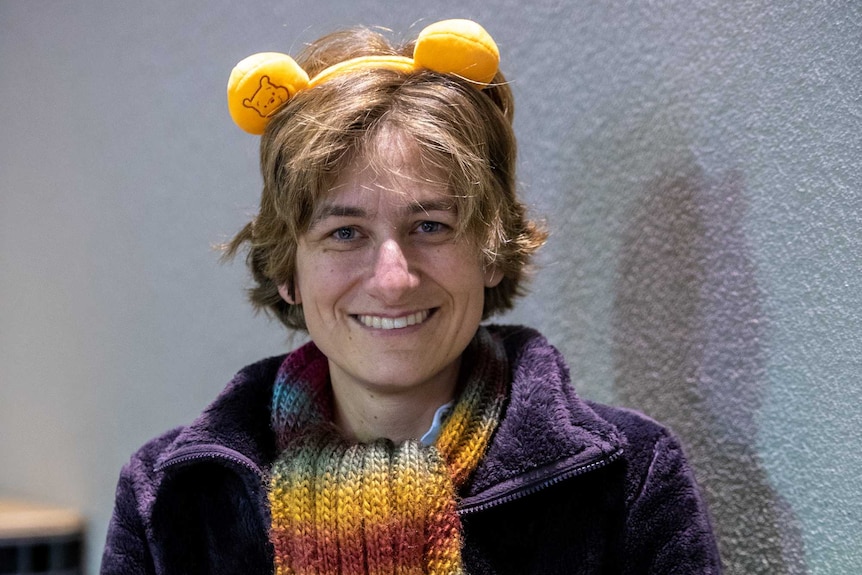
[407,199,457,215]
[310,199,456,226]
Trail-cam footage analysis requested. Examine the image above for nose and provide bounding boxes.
[367,239,420,303]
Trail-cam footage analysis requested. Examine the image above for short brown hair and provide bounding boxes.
[224,26,546,330]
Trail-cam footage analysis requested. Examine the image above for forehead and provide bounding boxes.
[321,128,453,209]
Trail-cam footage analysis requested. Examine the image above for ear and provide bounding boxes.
[277,283,301,305]
[484,266,503,288]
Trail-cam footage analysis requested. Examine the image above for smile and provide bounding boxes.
[356,310,431,330]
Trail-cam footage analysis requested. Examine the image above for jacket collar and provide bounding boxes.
[154,354,284,477]
[459,325,624,511]
[154,325,623,503]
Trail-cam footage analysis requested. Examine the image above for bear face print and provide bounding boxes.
[243,76,290,118]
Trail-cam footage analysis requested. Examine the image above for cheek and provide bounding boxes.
[297,253,363,304]
[442,247,489,289]
[431,261,488,300]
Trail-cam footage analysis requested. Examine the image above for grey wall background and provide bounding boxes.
[1,1,860,573]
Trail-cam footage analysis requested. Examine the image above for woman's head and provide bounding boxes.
[225,25,546,330]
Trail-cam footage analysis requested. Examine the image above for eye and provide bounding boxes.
[417,221,444,234]
[332,226,356,241]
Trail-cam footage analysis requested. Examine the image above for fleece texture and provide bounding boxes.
[100,325,721,574]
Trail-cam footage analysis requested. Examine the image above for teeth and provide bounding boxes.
[358,310,429,330]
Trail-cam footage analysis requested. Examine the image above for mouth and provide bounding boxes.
[355,309,432,330]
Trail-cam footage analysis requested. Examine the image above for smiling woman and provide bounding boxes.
[101,19,721,575]
[285,129,501,443]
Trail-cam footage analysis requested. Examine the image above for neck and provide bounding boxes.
[329,362,460,444]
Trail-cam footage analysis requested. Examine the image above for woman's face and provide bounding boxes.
[279,131,500,398]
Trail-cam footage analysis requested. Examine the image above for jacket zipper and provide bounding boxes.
[154,446,266,480]
[154,446,624,515]
[457,447,624,516]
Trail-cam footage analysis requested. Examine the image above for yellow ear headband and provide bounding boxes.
[227,19,500,135]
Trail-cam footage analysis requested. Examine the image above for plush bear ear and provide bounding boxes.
[413,19,499,88]
[227,52,310,134]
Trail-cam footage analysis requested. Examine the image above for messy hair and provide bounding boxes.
[224,26,546,330]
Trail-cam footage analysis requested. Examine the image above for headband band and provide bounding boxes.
[227,19,500,135]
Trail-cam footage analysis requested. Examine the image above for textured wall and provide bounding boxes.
[1,1,860,573]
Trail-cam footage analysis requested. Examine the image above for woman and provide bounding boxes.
[101,19,721,575]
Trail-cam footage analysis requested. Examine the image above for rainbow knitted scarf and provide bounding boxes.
[268,327,508,575]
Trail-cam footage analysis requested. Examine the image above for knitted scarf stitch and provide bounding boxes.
[268,327,508,575]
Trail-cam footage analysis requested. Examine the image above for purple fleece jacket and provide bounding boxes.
[101,325,721,574]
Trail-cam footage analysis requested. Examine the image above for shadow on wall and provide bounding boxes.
[611,159,807,575]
